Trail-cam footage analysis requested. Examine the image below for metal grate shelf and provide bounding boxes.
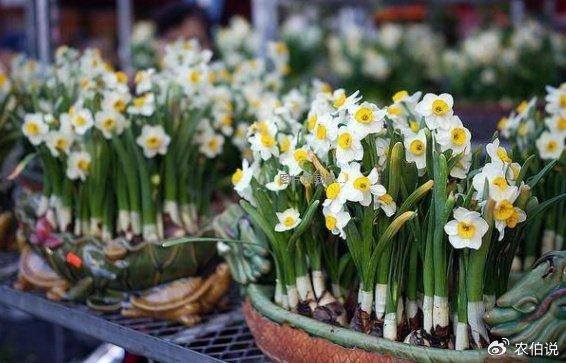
[0,253,269,363]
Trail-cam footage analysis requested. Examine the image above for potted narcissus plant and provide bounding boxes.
[496,84,565,272]
[204,86,565,361]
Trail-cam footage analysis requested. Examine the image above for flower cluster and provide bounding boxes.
[15,38,297,245]
[230,84,554,350]
[496,84,565,269]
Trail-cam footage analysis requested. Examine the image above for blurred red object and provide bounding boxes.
[375,5,427,22]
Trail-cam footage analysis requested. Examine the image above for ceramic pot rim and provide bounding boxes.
[245,284,526,363]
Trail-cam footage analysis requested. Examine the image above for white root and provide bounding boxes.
[296,275,315,301]
[331,283,342,300]
[156,212,164,239]
[143,224,159,243]
[468,301,489,347]
[312,270,325,299]
[406,299,418,320]
[541,229,555,254]
[374,283,387,320]
[101,226,112,242]
[89,217,102,238]
[423,295,433,333]
[433,295,450,330]
[455,321,469,350]
[286,285,299,312]
[181,203,198,234]
[384,312,397,340]
[281,294,289,310]
[163,200,182,225]
[274,278,283,307]
[359,290,373,314]
[118,210,130,234]
[130,211,141,235]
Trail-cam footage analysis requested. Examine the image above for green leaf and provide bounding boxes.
[525,193,566,226]
[288,200,320,249]
[240,200,279,246]
[527,159,558,188]
[368,211,417,269]
[396,179,433,216]
[516,154,535,185]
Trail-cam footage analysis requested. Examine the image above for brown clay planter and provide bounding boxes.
[243,300,412,363]
[242,284,525,363]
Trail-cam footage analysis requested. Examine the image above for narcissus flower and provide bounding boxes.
[266,171,290,192]
[66,151,91,181]
[544,115,566,136]
[415,93,455,130]
[22,113,48,145]
[199,132,225,158]
[544,83,566,117]
[95,110,126,139]
[307,113,338,158]
[322,181,347,213]
[322,206,350,238]
[375,193,397,217]
[444,207,488,250]
[486,138,512,165]
[275,208,301,232]
[341,163,384,207]
[404,129,427,170]
[348,102,386,138]
[435,116,471,154]
[69,108,94,135]
[232,159,257,204]
[335,126,363,166]
[128,93,155,116]
[136,125,171,158]
[46,130,74,157]
[535,131,564,160]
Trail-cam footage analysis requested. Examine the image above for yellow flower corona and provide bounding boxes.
[293,149,308,162]
[409,139,425,156]
[231,168,243,185]
[451,128,467,146]
[491,176,508,192]
[392,90,408,103]
[546,140,558,152]
[325,215,337,230]
[494,200,514,220]
[337,133,352,149]
[283,215,296,227]
[307,114,317,131]
[333,93,346,108]
[496,147,511,163]
[25,123,39,136]
[379,193,393,205]
[260,133,276,148]
[457,221,476,239]
[315,124,327,140]
[409,120,420,133]
[145,136,162,150]
[354,107,374,124]
[353,176,370,192]
[432,99,449,116]
[326,183,341,199]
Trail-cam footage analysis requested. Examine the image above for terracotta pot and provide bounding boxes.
[243,284,525,363]
[243,301,412,363]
